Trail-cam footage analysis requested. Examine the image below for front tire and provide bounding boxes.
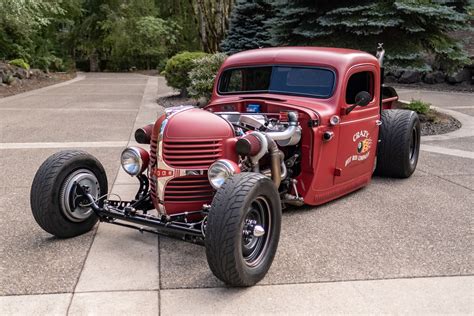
[30,150,108,238]
[205,173,282,286]
[375,109,421,178]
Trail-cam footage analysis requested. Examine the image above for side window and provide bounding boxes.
[346,71,374,104]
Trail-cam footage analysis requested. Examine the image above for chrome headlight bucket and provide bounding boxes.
[121,147,149,176]
[208,159,240,189]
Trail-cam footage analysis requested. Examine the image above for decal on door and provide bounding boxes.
[345,130,373,167]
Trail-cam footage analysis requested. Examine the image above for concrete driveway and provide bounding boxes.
[0,75,472,315]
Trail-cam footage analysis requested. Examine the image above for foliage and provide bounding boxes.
[163,52,208,95]
[266,0,471,72]
[189,0,234,52]
[0,0,66,61]
[36,55,67,72]
[221,0,273,54]
[189,53,228,99]
[102,5,181,70]
[156,0,201,53]
[9,59,30,70]
[405,99,431,115]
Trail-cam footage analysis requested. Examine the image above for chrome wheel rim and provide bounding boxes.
[60,169,100,222]
[242,196,271,267]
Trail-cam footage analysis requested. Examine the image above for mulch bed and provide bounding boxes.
[392,101,461,136]
[157,95,462,136]
[418,111,461,136]
[157,94,202,108]
[0,72,76,98]
[392,82,473,93]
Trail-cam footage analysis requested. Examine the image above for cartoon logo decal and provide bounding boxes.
[357,138,372,154]
[345,130,373,167]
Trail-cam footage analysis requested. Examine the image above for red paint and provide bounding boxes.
[146,47,397,214]
[206,47,384,206]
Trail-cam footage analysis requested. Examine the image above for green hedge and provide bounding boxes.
[163,51,208,95]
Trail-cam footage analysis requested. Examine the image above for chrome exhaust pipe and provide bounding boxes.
[376,43,385,67]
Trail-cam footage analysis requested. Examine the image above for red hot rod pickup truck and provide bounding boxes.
[31,45,420,286]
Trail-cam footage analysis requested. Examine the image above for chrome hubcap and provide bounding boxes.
[60,169,100,222]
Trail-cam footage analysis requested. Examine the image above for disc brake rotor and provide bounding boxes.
[60,169,100,222]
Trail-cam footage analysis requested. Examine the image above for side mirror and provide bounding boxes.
[355,91,371,107]
[345,91,372,114]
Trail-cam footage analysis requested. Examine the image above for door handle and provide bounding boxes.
[376,120,382,126]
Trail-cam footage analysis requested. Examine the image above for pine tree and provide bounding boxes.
[220,0,273,54]
[314,0,470,72]
[267,0,471,72]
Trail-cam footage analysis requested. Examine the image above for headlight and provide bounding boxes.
[208,159,240,189]
[121,147,149,176]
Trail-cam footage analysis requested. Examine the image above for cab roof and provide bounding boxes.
[221,47,379,72]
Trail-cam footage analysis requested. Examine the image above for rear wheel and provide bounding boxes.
[30,150,108,238]
[375,109,420,178]
[205,173,281,286]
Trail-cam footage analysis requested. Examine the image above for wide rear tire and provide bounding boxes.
[205,173,282,287]
[30,150,108,238]
[375,109,420,178]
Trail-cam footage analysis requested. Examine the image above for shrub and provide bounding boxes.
[405,99,431,115]
[35,55,66,72]
[9,58,30,70]
[189,53,227,100]
[163,51,208,95]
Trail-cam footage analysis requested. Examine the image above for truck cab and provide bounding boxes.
[206,47,388,205]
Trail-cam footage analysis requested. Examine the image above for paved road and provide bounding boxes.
[0,75,472,315]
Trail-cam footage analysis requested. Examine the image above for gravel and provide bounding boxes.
[419,111,462,136]
[392,82,473,93]
[157,94,201,108]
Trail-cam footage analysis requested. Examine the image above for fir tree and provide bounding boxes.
[314,0,470,72]
[220,0,273,54]
[268,0,471,72]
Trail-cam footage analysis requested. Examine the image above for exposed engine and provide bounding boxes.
[216,111,303,206]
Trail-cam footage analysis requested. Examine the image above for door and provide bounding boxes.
[334,66,380,184]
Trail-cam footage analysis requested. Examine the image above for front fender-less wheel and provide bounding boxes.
[30,150,108,238]
[375,109,421,178]
[205,173,282,286]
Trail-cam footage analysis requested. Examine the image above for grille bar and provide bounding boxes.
[163,140,223,169]
[164,175,213,203]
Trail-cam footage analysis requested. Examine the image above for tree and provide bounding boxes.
[315,0,471,72]
[189,0,234,53]
[220,0,273,54]
[156,0,201,53]
[268,0,471,72]
[266,0,320,46]
[0,0,65,61]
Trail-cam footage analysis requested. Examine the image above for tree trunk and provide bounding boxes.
[190,0,233,53]
[89,51,99,72]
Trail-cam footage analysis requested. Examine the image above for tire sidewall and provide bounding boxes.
[232,176,281,284]
[400,112,421,177]
[31,151,108,237]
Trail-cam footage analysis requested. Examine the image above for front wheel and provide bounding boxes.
[30,150,108,238]
[205,173,282,286]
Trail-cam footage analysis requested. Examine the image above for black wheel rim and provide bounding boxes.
[409,125,419,164]
[241,196,271,267]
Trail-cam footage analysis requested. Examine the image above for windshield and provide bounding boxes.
[218,66,335,98]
